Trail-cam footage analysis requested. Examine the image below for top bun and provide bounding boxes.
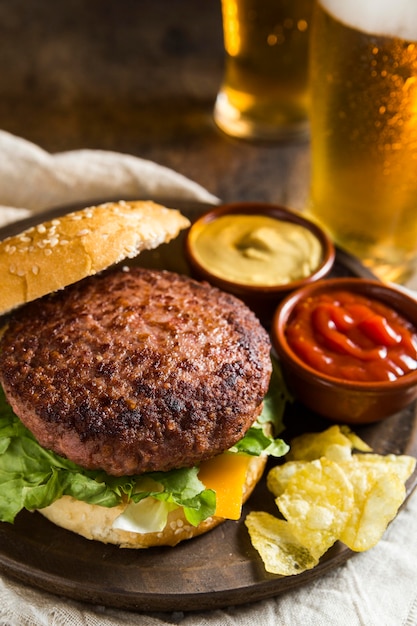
[0,200,190,315]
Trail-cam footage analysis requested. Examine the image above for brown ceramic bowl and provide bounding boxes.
[184,202,335,323]
[271,277,417,424]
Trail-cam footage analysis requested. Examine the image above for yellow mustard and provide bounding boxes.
[190,214,322,286]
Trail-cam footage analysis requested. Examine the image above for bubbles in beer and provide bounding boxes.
[309,1,417,282]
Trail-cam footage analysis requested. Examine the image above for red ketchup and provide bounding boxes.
[285,290,417,382]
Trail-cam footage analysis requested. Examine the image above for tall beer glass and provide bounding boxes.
[308,0,417,283]
[214,0,313,141]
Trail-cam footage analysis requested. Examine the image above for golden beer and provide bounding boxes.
[308,0,417,283]
[214,0,313,141]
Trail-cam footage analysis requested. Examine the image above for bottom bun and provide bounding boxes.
[38,455,267,548]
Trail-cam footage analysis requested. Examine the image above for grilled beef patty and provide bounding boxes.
[0,267,272,476]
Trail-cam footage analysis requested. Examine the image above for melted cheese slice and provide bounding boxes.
[199,452,252,520]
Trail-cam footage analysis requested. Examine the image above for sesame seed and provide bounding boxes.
[36,224,47,233]
[51,219,61,226]
[5,245,16,255]
[19,235,31,243]
[77,229,90,237]
[44,249,52,256]
[32,265,39,275]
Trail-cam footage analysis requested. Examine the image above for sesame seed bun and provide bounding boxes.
[38,454,267,548]
[0,200,190,315]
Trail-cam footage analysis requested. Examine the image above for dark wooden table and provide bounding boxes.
[0,0,310,209]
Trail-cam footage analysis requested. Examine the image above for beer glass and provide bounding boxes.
[308,0,417,283]
[214,0,313,141]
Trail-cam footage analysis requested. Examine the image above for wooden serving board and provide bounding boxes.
[0,198,415,612]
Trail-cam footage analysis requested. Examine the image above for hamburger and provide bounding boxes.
[0,200,288,548]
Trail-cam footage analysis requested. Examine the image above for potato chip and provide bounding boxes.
[286,425,369,463]
[246,424,416,576]
[320,443,354,464]
[266,461,308,498]
[276,458,354,559]
[339,459,407,551]
[339,426,373,453]
[245,511,319,575]
[355,453,416,484]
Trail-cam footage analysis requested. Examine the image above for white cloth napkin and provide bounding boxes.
[0,131,416,626]
[0,130,218,226]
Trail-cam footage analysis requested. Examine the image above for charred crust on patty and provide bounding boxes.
[0,267,272,476]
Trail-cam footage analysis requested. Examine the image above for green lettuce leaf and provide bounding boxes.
[232,355,291,457]
[258,354,293,435]
[130,468,216,526]
[233,425,289,458]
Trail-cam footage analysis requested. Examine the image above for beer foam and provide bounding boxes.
[319,0,417,41]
